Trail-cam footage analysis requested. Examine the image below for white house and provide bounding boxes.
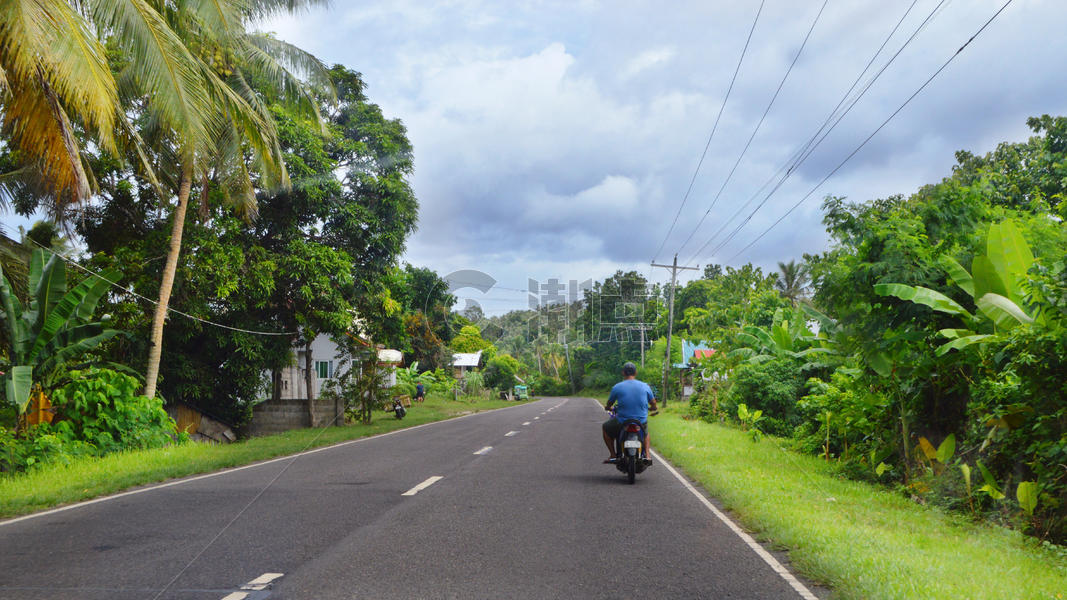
[274,334,401,400]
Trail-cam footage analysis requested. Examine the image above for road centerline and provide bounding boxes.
[401,476,444,496]
[473,446,493,455]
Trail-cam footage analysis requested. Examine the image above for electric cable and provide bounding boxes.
[686,0,948,263]
[26,238,297,336]
[673,0,830,259]
[726,0,1014,263]
[650,0,765,263]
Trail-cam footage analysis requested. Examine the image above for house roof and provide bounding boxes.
[452,350,482,367]
[378,348,402,364]
[673,339,714,368]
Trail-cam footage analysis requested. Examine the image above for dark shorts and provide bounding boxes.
[603,418,646,439]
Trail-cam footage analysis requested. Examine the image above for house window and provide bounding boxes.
[316,361,334,379]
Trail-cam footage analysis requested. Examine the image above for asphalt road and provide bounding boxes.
[0,397,825,599]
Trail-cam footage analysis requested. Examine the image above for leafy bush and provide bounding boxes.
[724,358,804,437]
[49,368,177,454]
[531,374,569,396]
[391,381,416,399]
[484,355,520,391]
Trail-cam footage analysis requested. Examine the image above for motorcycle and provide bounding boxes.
[392,398,407,419]
[606,405,654,484]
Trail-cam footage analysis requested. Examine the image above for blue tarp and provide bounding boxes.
[673,339,712,368]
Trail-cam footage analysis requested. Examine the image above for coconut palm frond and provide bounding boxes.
[90,0,214,161]
[243,32,335,103]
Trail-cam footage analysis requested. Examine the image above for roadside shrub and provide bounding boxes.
[0,423,95,472]
[724,359,804,436]
[50,368,177,454]
[391,381,416,399]
[531,374,569,396]
[484,355,520,391]
[461,371,486,397]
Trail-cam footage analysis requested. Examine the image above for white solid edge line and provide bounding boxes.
[0,402,533,528]
[401,475,443,496]
[473,446,493,455]
[653,449,819,600]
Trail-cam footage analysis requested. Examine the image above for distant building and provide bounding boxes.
[452,350,483,378]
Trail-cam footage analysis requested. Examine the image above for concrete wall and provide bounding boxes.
[248,396,344,436]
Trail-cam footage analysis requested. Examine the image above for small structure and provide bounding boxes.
[378,348,403,388]
[167,401,236,443]
[452,350,483,378]
[673,339,715,400]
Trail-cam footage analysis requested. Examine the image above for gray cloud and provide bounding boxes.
[261,0,1067,313]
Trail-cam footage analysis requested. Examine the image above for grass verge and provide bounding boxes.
[653,407,1067,600]
[0,394,529,519]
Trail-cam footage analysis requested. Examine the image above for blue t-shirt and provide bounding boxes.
[608,379,654,423]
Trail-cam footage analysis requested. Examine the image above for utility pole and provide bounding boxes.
[652,254,699,406]
[639,326,646,367]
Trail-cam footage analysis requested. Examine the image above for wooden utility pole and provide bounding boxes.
[651,255,699,406]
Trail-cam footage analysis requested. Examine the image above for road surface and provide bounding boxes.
[0,397,825,599]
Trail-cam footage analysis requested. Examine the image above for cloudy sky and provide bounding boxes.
[10,1,1061,317]
[260,0,1061,315]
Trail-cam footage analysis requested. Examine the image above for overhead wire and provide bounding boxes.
[726,0,1015,263]
[25,238,298,336]
[687,0,941,263]
[650,0,766,263]
[673,0,830,259]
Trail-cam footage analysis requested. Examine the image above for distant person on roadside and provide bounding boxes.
[602,362,657,464]
[415,382,425,403]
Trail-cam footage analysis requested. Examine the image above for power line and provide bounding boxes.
[26,239,297,336]
[673,0,830,259]
[686,0,947,264]
[650,0,765,263]
[727,0,1014,263]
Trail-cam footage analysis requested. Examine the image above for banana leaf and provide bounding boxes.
[986,220,1033,305]
[939,255,974,298]
[31,252,67,343]
[976,293,1033,330]
[4,365,33,412]
[874,283,974,322]
[935,334,994,356]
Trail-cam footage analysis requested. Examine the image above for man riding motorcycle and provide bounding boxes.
[602,362,657,464]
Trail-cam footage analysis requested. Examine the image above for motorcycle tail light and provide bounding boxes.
[625,424,641,433]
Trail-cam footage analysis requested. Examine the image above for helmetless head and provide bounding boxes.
[622,362,637,377]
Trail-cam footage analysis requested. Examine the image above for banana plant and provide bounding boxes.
[728,307,834,365]
[0,249,122,413]
[875,220,1038,356]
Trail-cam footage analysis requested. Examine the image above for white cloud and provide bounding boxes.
[620,47,676,80]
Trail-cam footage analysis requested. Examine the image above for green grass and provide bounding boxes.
[652,407,1067,599]
[0,394,529,519]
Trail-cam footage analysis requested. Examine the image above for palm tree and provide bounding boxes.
[134,1,332,398]
[775,260,810,306]
[0,0,120,206]
[2,1,332,398]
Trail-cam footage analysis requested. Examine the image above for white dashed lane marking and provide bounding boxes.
[402,476,444,496]
[242,572,284,591]
[523,421,531,426]
[473,446,493,455]
[505,431,519,437]
[220,572,284,599]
